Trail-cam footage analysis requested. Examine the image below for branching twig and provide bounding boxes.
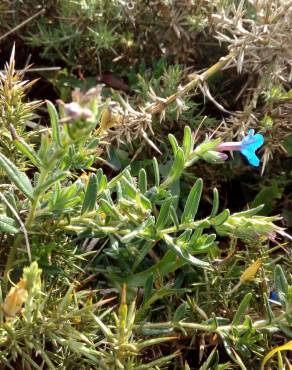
[0,8,45,42]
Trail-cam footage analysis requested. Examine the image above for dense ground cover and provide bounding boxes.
[0,1,291,369]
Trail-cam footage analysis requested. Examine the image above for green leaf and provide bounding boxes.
[170,205,179,230]
[127,249,185,287]
[164,234,210,269]
[121,177,137,200]
[181,178,203,223]
[142,275,153,306]
[211,187,219,216]
[277,323,292,338]
[108,167,127,188]
[232,205,264,217]
[263,293,274,323]
[99,174,108,193]
[251,182,282,215]
[173,302,188,322]
[35,171,70,195]
[12,136,42,168]
[99,199,121,220]
[132,241,154,272]
[168,133,179,155]
[138,168,147,193]
[177,229,192,243]
[211,209,230,226]
[190,233,216,253]
[274,265,288,305]
[182,126,193,159]
[0,215,19,234]
[3,192,18,219]
[162,148,185,188]
[121,217,154,243]
[46,100,62,147]
[232,292,252,326]
[153,157,160,187]
[116,181,122,201]
[81,174,98,214]
[0,152,34,200]
[156,198,173,230]
[198,347,218,370]
[138,286,190,320]
[221,334,247,370]
[139,194,152,211]
[134,352,179,370]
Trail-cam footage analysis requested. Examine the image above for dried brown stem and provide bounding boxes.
[146,53,234,114]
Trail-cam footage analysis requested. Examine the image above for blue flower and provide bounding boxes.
[240,129,264,167]
[216,129,265,166]
[269,290,282,307]
[269,291,279,302]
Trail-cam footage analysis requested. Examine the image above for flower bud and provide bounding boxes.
[64,102,93,120]
[216,213,284,242]
[202,150,228,164]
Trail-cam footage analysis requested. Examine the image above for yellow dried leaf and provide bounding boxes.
[99,106,112,132]
[98,102,123,134]
[261,341,292,369]
[3,279,28,317]
[240,258,262,283]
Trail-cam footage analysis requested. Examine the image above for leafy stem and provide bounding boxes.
[3,169,47,293]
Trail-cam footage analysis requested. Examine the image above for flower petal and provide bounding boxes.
[241,148,261,166]
[240,130,264,166]
[241,130,264,151]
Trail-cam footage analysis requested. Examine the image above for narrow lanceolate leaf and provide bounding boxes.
[135,351,179,370]
[274,265,288,305]
[274,265,288,295]
[156,198,172,230]
[142,275,153,306]
[164,234,210,269]
[162,148,185,188]
[210,187,219,216]
[121,217,154,243]
[171,148,185,179]
[277,323,292,338]
[0,152,34,200]
[35,171,70,195]
[263,293,274,323]
[232,292,252,326]
[138,168,147,193]
[170,205,179,230]
[173,302,188,322]
[168,134,179,155]
[46,100,62,147]
[13,139,42,168]
[0,215,19,234]
[10,125,42,168]
[153,157,160,187]
[121,177,137,200]
[181,178,203,223]
[198,347,217,370]
[182,126,193,159]
[211,209,230,226]
[233,205,264,217]
[99,199,121,220]
[81,174,98,214]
